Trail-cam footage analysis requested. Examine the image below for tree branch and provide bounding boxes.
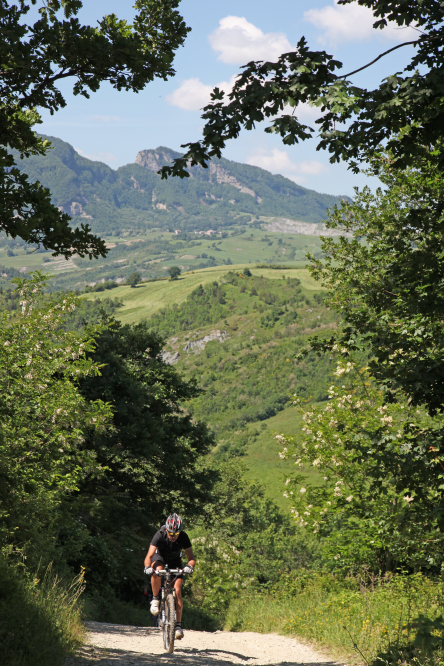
[339,40,419,80]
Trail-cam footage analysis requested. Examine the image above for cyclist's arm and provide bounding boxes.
[184,546,196,568]
[144,544,158,568]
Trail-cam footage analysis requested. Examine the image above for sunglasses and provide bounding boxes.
[168,531,180,537]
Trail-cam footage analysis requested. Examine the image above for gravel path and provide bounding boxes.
[65,621,339,666]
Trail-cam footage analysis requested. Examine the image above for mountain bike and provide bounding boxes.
[153,566,189,654]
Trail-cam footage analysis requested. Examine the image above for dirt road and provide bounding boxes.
[65,621,339,666]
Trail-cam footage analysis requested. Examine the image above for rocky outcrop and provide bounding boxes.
[69,201,93,219]
[264,217,350,236]
[130,176,144,191]
[208,163,256,197]
[135,148,256,198]
[136,148,178,172]
[183,330,228,353]
[160,351,180,365]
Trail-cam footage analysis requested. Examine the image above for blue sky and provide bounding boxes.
[38,0,418,197]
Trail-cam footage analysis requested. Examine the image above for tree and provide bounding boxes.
[0,273,111,563]
[1,0,189,257]
[243,268,252,277]
[278,359,444,572]
[282,151,444,570]
[168,265,181,280]
[159,2,444,179]
[305,152,444,415]
[62,318,214,600]
[126,272,142,288]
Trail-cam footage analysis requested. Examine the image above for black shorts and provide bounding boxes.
[152,551,183,577]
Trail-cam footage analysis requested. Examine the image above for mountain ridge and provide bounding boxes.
[12,136,348,233]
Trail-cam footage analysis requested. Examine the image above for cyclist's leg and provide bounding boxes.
[151,555,165,598]
[174,577,184,622]
[150,556,164,615]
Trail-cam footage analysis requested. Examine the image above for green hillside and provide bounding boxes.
[12,136,347,233]
[83,265,335,506]
[81,265,320,323]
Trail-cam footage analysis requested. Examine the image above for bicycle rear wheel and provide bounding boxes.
[162,592,175,654]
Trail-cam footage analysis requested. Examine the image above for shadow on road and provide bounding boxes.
[65,646,337,666]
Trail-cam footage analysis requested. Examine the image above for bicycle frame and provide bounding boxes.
[153,566,186,654]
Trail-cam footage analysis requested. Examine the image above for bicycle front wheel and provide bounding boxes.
[163,593,176,654]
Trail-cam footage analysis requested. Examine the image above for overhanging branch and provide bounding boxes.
[339,40,419,79]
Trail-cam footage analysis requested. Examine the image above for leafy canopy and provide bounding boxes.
[305,151,444,415]
[1,0,189,257]
[159,1,444,179]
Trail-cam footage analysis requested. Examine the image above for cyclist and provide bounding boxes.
[144,513,195,640]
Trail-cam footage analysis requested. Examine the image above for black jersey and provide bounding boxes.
[150,526,191,563]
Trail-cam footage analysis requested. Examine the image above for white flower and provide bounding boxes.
[300,487,306,494]
[4,341,10,347]
[313,459,321,467]
[346,495,353,502]
[285,478,291,486]
[403,495,414,503]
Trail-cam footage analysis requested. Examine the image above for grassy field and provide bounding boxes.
[0,223,325,292]
[82,265,322,324]
[242,405,321,510]
[224,573,444,666]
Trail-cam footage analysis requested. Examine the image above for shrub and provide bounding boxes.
[126,272,142,287]
[0,557,84,666]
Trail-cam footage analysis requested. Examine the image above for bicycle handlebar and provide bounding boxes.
[153,568,186,576]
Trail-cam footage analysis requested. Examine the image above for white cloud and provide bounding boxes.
[88,115,122,123]
[209,16,294,65]
[246,148,328,184]
[166,76,237,111]
[74,148,118,163]
[305,0,417,47]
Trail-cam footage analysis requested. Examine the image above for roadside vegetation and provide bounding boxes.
[0,558,84,666]
[225,572,444,666]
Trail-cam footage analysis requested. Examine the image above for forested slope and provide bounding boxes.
[78,265,336,502]
[143,269,337,501]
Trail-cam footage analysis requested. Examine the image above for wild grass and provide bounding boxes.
[224,572,444,666]
[0,557,84,666]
